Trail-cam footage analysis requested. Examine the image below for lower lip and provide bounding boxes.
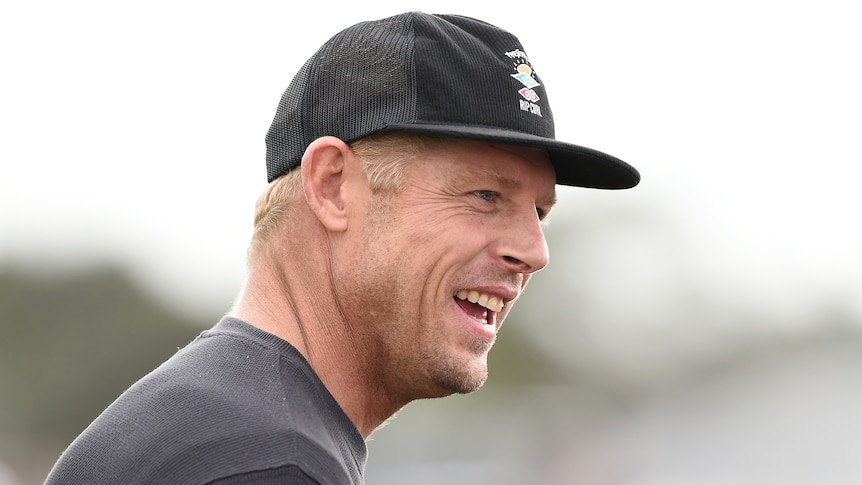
[452,298,498,340]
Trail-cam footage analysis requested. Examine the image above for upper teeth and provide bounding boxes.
[456,290,504,313]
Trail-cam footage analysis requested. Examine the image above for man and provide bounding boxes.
[47,11,638,484]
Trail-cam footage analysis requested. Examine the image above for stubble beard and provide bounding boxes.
[419,322,495,396]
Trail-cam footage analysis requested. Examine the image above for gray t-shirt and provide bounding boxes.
[46,317,367,484]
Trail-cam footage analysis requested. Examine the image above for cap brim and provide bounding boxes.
[382,123,640,189]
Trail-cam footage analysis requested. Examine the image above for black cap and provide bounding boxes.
[265,12,639,189]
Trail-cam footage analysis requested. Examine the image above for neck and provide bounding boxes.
[231,252,405,438]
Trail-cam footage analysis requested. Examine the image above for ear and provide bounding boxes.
[300,136,353,232]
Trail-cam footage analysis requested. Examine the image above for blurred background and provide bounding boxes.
[1,1,860,484]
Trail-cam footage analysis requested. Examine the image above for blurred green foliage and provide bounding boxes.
[0,266,215,482]
[0,266,212,442]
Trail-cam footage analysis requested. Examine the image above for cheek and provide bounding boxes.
[400,209,456,248]
[385,199,499,273]
[405,221,490,265]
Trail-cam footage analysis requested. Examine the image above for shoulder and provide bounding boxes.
[47,318,364,484]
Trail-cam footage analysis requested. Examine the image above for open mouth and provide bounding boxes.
[454,290,503,326]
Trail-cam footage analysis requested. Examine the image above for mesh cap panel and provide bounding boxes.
[266,17,416,182]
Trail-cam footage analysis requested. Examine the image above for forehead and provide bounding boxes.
[420,140,556,189]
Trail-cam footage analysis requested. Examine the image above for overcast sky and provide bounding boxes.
[2,0,860,325]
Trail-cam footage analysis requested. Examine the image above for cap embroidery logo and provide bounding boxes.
[505,50,543,117]
[519,87,540,102]
[511,64,540,89]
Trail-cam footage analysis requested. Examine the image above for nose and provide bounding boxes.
[497,210,550,274]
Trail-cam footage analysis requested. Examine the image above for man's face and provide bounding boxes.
[334,139,556,401]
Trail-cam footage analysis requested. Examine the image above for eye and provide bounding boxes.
[474,190,498,202]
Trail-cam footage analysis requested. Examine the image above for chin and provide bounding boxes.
[429,359,489,395]
[417,341,492,396]
[450,376,488,395]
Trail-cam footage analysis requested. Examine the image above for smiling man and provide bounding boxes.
[47,11,638,485]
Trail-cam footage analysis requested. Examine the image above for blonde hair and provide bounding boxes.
[247,132,450,261]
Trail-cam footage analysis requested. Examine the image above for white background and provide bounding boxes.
[2,1,859,319]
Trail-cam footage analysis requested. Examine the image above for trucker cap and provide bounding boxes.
[265,11,639,189]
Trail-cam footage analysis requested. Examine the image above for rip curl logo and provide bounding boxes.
[518,87,540,102]
[519,99,543,116]
[511,64,541,89]
[504,49,542,117]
